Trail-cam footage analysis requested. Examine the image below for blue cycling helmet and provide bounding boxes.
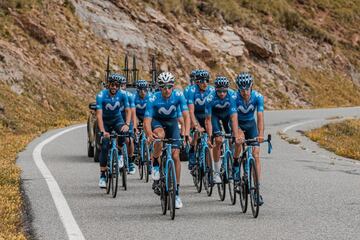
[189,69,198,84]
[236,72,253,90]
[214,76,229,88]
[136,79,148,90]
[109,73,126,84]
[195,69,210,82]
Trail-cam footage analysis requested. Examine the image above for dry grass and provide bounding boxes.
[294,69,360,108]
[306,119,360,160]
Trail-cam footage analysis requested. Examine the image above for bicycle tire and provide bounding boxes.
[122,145,128,191]
[168,161,176,220]
[144,143,150,183]
[204,147,213,197]
[111,149,119,198]
[239,156,248,213]
[217,166,226,201]
[249,158,260,218]
[226,151,236,205]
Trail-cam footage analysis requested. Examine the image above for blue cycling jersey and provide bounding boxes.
[120,91,135,119]
[184,84,195,101]
[144,89,188,119]
[188,85,215,117]
[205,89,237,118]
[96,89,129,122]
[234,90,264,121]
[134,92,152,120]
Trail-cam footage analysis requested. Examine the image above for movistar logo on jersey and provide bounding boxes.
[215,102,230,109]
[158,105,176,115]
[136,103,146,109]
[175,91,183,97]
[105,101,120,111]
[238,104,255,114]
[195,98,206,106]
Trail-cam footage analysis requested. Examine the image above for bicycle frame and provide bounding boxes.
[221,135,233,180]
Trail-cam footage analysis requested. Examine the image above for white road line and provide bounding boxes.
[32,124,86,240]
[282,120,318,133]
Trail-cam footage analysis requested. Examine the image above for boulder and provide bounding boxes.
[236,27,275,59]
[145,7,175,33]
[177,26,212,58]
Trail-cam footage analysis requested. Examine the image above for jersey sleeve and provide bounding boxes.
[187,87,195,105]
[229,93,237,116]
[95,91,103,110]
[121,91,130,109]
[205,94,213,117]
[176,90,189,112]
[177,106,182,118]
[256,92,264,112]
[144,95,155,118]
[129,93,136,108]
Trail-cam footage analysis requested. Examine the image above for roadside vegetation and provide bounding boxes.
[306,119,360,160]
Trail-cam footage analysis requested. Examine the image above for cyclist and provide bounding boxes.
[187,69,214,171]
[134,79,151,124]
[233,72,264,205]
[183,69,197,102]
[144,72,190,209]
[96,73,131,188]
[119,76,137,175]
[205,76,240,184]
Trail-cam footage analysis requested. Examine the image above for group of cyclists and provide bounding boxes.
[95,68,265,210]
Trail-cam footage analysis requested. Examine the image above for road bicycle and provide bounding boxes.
[237,134,272,218]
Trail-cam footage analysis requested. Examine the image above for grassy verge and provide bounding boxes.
[306,119,360,160]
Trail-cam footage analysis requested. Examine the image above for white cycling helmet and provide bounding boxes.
[157,71,175,87]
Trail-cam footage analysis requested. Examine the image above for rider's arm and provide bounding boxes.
[178,91,190,136]
[188,104,198,129]
[230,113,239,138]
[96,110,105,133]
[132,108,137,129]
[144,117,152,137]
[205,115,212,138]
[143,96,154,138]
[256,93,265,141]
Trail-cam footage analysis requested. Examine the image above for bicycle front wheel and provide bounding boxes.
[249,158,260,218]
[144,142,150,183]
[111,149,119,198]
[203,147,213,197]
[168,161,176,220]
[217,166,226,201]
[122,145,128,190]
[226,151,236,205]
[239,156,248,213]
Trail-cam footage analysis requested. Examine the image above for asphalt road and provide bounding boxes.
[18,107,360,240]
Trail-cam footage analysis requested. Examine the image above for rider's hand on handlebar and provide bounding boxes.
[121,124,130,132]
[104,131,110,138]
[207,138,213,148]
[195,124,205,133]
[257,135,264,143]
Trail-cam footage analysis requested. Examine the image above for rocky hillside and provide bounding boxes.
[1,0,360,133]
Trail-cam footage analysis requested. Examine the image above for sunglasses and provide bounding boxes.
[161,85,173,90]
[196,80,209,84]
[216,89,227,93]
[109,82,120,88]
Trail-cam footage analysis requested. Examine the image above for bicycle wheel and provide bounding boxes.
[160,170,167,215]
[168,161,176,220]
[226,152,236,205]
[143,142,150,183]
[217,166,226,201]
[203,147,213,197]
[111,149,119,198]
[138,152,144,180]
[122,145,128,190]
[239,156,248,213]
[106,155,111,194]
[249,158,260,218]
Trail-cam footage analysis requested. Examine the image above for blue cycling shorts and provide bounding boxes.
[195,115,206,129]
[151,118,181,149]
[238,119,259,146]
[212,114,231,136]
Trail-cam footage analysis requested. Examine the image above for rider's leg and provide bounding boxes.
[152,128,165,164]
[253,146,261,180]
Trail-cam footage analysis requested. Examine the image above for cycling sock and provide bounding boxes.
[176,184,179,196]
[153,157,159,167]
[214,161,221,172]
[100,171,106,178]
[233,158,239,166]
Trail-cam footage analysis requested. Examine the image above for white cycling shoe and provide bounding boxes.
[175,195,183,209]
[213,172,222,184]
[98,176,106,188]
[152,166,160,180]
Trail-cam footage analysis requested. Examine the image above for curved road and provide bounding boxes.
[18,107,360,240]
